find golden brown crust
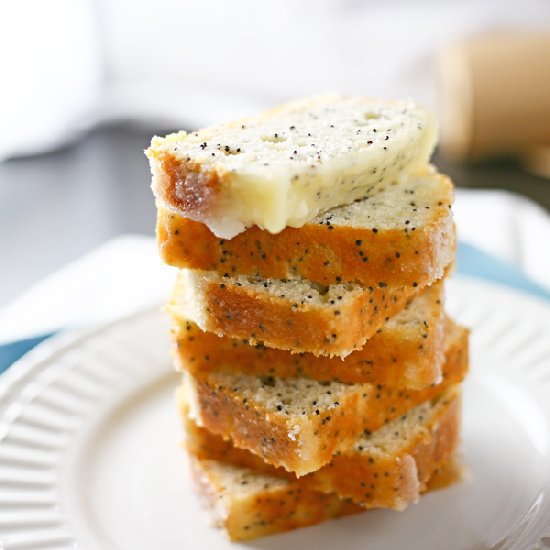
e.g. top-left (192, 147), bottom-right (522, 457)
top-left (306, 389), bottom-right (461, 506)
top-left (191, 458), bottom-right (363, 542)
top-left (225, 484), bottom-right (361, 541)
top-left (173, 275), bottom-right (423, 356)
top-left (192, 375), bottom-right (372, 475)
top-left (413, 393), bottom-right (461, 487)
top-left (304, 451), bottom-right (419, 510)
top-left (440, 323), bottom-right (469, 385)
top-left (150, 153), bottom-right (225, 222)
top-left (191, 456), bottom-right (461, 541)
top-left (183, 388), bottom-right (461, 510)
top-left (182, 400), bottom-right (276, 476)
top-left (184, 345), bottom-right (468, 475)
top-left (172, 287), bottom-right (459, 390)
top-left (157, 197), bottom-right (455, 286)
top-left (173, 319), bottom-right (442, 388)
top-left (424, 456), bottom-right (464, 491)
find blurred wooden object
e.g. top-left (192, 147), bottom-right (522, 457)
top-left (438, 31), bottom-right (550, 164)
top-left (521, 146), bottom-right (550, 179)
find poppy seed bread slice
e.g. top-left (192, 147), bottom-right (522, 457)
top-left (184, 386), bottom-right (461, 514)
top-left (306, 385), bottom-right (461, 506)
top-left (180, 343), bottom-right (468, 476)
top-left (172, 283), bottom-right (464, 390)
top-left (190, 455), bottom-right (460, 541)
top-left (182, 372), bottom-right (371, 476)
top-left (191, 458), bottom-right (362, 541)
top-left (157, 172), bottom-right (454, 287)
top-left (147, 95), bottom-right (437, 239)
top-left (168, 268), bottom-right (449, 356)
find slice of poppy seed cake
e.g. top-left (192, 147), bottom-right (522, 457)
top-left (157, 171), bottom-right (454, 287)
top-left (147, 95), bottom-right (437, 239)
top-left (167, 266), bottom-right (454, 357)
top-left (190, 458), bottom-right (362, 541)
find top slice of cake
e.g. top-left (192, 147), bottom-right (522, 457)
top-left (146, 95), bottom-right (437, 238)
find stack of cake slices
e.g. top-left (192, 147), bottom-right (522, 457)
top-left (146, 95), bottom-right (469, 542)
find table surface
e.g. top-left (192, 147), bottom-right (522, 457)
top-left (1, 123), bottom-right (549, 307)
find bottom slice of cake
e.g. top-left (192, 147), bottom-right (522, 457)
top-left (191, 458), bottom-right (362, 541)
top-left (191, 453), bottom-right (462, 542)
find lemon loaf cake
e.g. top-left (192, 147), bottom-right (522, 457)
top-left (168, 267), bottom-right (454, 356)
top-left (147, 95), bottom-right (437, 239)
top-left (157, 172), bottom-right (454, 287)
top-left (191, 458), bottom-right (362, 541)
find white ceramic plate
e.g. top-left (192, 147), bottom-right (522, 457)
top-left (1, 275), bottom-right (550, 550)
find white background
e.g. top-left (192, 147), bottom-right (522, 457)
top-left (1, 0), bottom-right (550, 157)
